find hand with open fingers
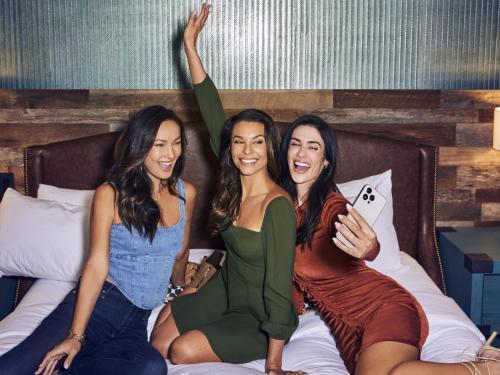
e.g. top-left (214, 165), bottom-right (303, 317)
top-left (184, 261), bottom-right (199, 284)
top-left (267, 368), bottom-right (307, 375)
top-left (35, 337), bottom-right (81, 375)
top-left (183, 3), bottom-right (211, 51)
top-left (332, 204), bottom-right (379, 260)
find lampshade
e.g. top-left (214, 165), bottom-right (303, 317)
top-left (495, 107), bottom-right (500, 151)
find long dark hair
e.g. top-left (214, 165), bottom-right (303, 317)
top-left (108, 105), bottom-right (186, 242)
top-left (280, 115), bottom-right (339, 249)
top-left (211, 109), bottom-right (281, 234)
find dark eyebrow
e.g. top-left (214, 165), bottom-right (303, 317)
top-left (232, 135), bottom-right (265, 140)
top-left (290, 137), bottom-right (321, 147)
top-left (307, 141), bottom-right (321, 147)
top-left (154, 137), bottom-right (181, 142)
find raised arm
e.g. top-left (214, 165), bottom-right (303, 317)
top-left (36, 184), bottom-right (114, 374)
top-left (183, 4), bottom-right (226, 155)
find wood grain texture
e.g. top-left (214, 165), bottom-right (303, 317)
top-left (0, 90), bottom-right (89, 109)
top-left (441, 91), bottom-right (500, 109)
top-left (90, 90), bottom-right (197, 110)
top-left (0, 109), bottom-right (130, 124)
top-left (312, 108), bottom-right (477, 124)
top-left (456, 123), bottom-right (493, 147)
top-left (437, 189), bottom-right (473, 204)
top-left (437, 221), bottom-right (475, 227)
top-left (439, 148), bottom-right (500, 166)
top-left (0, 123), bottom-right (108, 147)
top-left (333, 90), bottom-right (441, 109)
top-left (437, 202), bottom-right (482, 221)
top-left (457, 166), bottom-right (500, 189)
top-left (0, 148), bottom-right (23, 167)
top-left (476, 189), bottom-right (500, 203)
top-left (437, 166), bottom-right (457, 190)
top-left (482, 203), bottom-right (500, 221)
top-left (329, 123), bottom-right (455, 146)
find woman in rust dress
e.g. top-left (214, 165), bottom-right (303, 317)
top-left (280, 116), bottom-right (499, 374)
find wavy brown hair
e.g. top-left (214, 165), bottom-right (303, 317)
top-left (210, 109), bottom-right (281, 234)
top-left (108, 105), bottom-right (186, 242)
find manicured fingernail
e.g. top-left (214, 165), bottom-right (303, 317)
top-left (338, 214), bottom-right (345, 220)
top-left (334, 222), bottom-right (341, 229)
top-left (346, 203), bottom-right (352, 210)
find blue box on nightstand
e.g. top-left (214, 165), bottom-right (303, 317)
top-left (439, 227), bottom-right (500, 345)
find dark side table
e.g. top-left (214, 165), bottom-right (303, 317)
top-left (438, 226), bottom-right (500, 345)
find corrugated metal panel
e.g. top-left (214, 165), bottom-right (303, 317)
top-left (0, 0), bottom-right (498, 89)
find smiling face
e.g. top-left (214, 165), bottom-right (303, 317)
top-left (230, 120), bottom-right (268, 176)
top-left (143, 120), bottom-right (182, 181)
top-left (287, 125), bottom-right (329, 189)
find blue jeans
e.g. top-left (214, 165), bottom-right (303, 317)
top-left (0, 282), bottom-right (168, 375)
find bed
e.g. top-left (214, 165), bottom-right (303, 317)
top-left (0, 123), bottom-right (484, 374)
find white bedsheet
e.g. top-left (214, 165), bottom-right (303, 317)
top-left (0, 251), bottom-right (484, 374)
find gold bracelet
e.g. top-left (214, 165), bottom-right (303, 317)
top-left (68, 331), bottom-right (86, 346)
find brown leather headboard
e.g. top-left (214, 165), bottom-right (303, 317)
top-left (17, 123), bottom-right (444, 305)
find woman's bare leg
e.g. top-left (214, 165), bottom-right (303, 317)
top-left (356, 341), bottom-right (499, 375)
top-left (150, 304), bottom-right (180, 358)
top-left (170, 330), bottom-right (221, 364)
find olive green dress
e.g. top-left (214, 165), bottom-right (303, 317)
top-left (171, 76), bottom-right (298, 364)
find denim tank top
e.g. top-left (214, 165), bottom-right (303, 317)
top-left (108, 179), bottom-right (186, 310)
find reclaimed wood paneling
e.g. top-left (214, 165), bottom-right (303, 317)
top-left (313, 108), bottom-right (477, 124)
top-left (90, 90), bottom-right (197, 110)
top-left (482, 204), bottom-right (500, 221)
top-left (437, 166), bottom-right (457, 190)
top-left (476, 189), bottom-right (500, 203)
top-left (439, 148), bottom-right (500, 166)
top-left (0, 123), bottom-right (109, 148)
top-left (333, 91), bottom-right (441, 109)
top-left (436, 221), bottom-right (475, 227)
top-left (437, 202), bottom-right (482, 221)
top-left (457, 167), bottom-right (500, 189)
top-left (441, 91), bottom-right (500, 109)
top-left (456, 123), bottom-right (493, 147)
top-left (478, 109), bottom-right (495, 123)
top-left (0, 90), bottom-right (89, 109)
top-left (0, 89), bottom-right (499, 224)
top-left (329, 123), bottom-right (456, 146)
top-left (0, 147), bottom-right (23, 167)
top-left (0, 109), bottom-right (130, 124)
top-left (437, 189), bottom-right (473, 204)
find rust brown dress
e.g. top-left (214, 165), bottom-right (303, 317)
top-left (292, 192), bottom-right (429, 374)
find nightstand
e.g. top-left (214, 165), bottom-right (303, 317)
top-left (439, 226), bottom-right (500, 345)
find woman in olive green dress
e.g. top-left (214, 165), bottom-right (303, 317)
top-left (151, 5), bottom-right (303, 375)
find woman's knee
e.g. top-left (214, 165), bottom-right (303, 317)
top-left (170, 336), bottom-right (197, 365)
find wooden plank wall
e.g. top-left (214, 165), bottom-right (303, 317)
top-left (1, 89), bottom-right (499, 227)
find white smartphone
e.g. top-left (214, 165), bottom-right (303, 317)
top-left (335, 184), bottom-right (386, 248)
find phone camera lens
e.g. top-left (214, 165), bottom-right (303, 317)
top-left (367, 187), bottom-right (372, 194)
top-left (363, 194), bottom-right (368, 200)
top-left (369, 195), bottom-right (375, 201)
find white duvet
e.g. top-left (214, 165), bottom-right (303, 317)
top-left (0, 251), bottom-right (484, 374)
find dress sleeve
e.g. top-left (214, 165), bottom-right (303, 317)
top-left (193, 75), bottom-right (227, 155)
top-left (260, 197), bottom-right (299, 340)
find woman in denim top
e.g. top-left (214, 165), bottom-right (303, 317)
top-left (0, 106), bottom-right (197, 375)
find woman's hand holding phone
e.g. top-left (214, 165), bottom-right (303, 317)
top-left (332, 204), bottom-right (380, 260)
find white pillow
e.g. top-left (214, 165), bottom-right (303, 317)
top-left (38, 184), bottom-right (95, 207)
top-left (337, 170), bottom-right (402, 272)
top-left (0, 188), bottom-right (90, 281)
